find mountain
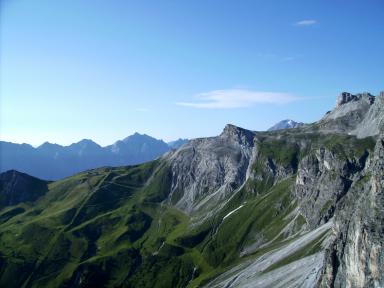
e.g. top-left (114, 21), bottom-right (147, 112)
top-left (0, 133), bottom-right (177, 180)
top-left (268, 119), bottom-right (305, 131)
top-left (0, 170), bottom-right (49, 208)
top-left (167, 138), bottom-right (189, 149)
top-left (0, 91), bottom-right (383, 287)
top-left (106, 133), bottom-right (170, 165)
top-left (315, 91), bottom-right (384, 137)
top-left (67, 139), bottom-right (104, 155)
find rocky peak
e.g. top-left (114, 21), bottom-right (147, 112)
top-left (38, 142), bottom-right (63, 150)
top-left (220, 124), bottom-right (255, 146)
top-left (71, 139), bottom-right (101, 149)
top-left (166, 124), bottom-right (256, 215)
top-left (123, 132), bottom-right (149, 142)
top-left (77, 139), bottom-right (98, 145)
top-left (316, 91), bottom-right (382, 136)
top-left (336, 91), bottom-right (375, 107)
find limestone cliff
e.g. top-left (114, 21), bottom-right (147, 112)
top-left (320, 135), bottom-right (384, 287)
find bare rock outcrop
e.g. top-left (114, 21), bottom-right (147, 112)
top-left (352, 92), bottom-right (384, 138)
top-left (336, 92), bottom-right (375, 107)
top-left (166, 124), bottom-right (256, 214)
top-left (320, 135), bottom-right (384, 287)
top-left (315, 91), bottom-right (384, 138)
top-left (294, 147), bottom-right (361, 228)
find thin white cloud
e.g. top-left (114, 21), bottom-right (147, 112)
top-left (295, 19), bottom-right (317, 26)
top-left (257, 53), bottom-right (296, 62)
top-left (177, 89), bottom-right (299, 109)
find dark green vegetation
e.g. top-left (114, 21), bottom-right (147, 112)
top-left (0, 132), bottom-right (376, 287)
top-left (0, 170), bottom-right (49, 208)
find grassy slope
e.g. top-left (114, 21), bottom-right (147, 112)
top-left (0, 133), bottom-right (376, 287)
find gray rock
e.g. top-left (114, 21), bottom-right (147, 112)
top-left (205, 222), bottom-right (333, 288)
top-left (314, 91), bottom-right (383, 138)
top-left (294, 141), bottom-right (371, 228)
top-left (336, 92), bottom-right (375, 107)
top-left (319, 135), bottom-right (384, 287)
top-left (165, 124), bottom-right (256, 215)
top-left (352, 92), bottom-right (384, 138)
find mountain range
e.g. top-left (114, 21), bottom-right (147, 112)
top-left (0, 134), bottom-right (188, 180)
top-left (1, 120), bottom-right (306, 181)
top-left (0, 91), bottom-right (383, 287)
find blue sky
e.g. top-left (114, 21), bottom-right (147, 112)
top-left (1, 0), bottom-right (383, 146)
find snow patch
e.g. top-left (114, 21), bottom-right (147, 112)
top-left (223, 204), bottom-right (245, 220)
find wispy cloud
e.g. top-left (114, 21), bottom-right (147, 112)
top-left (295, 19), bottom-right (317, 26)
top-left (177, 89), bottom-right (299, 109)
top-left (257, 53), bottom-right (296, 62)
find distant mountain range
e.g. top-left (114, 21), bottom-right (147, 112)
top-left (268, 119), bottom-right (305, 131)
top-left (2, 114), bottom-right (368, 181)
top-left (0, 133), bottom-right (188, 180)
top-left (0, 118), bottom-right (332, 181)
top-left (167, 138), bottom-right (189, 149)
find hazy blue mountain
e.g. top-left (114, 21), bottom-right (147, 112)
top-left (67, 139), bottom-right (103, 155)
top-left (0, 133), bottom-right (175, 180)
top-left (268, 119), bottom-right (305, 131)
top-left (167, 138), bottom-right (188, 149)
top-left (36, 142), bottom-right (64, 155)
top-left (106, 133), bottom-right (170, 165)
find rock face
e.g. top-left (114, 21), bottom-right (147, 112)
top-left (166, 124), bottom-right (255, 214)
top-left (336, 92), bottom-right (375, 107)
top-left (320, 135), bottom-right (384, 287)
top-left (294, 140), bottom-right (372, 229)
top-left (316, 91), bottom-right (384, 137)
top-left (352, 92), bottom-right (384, 138)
